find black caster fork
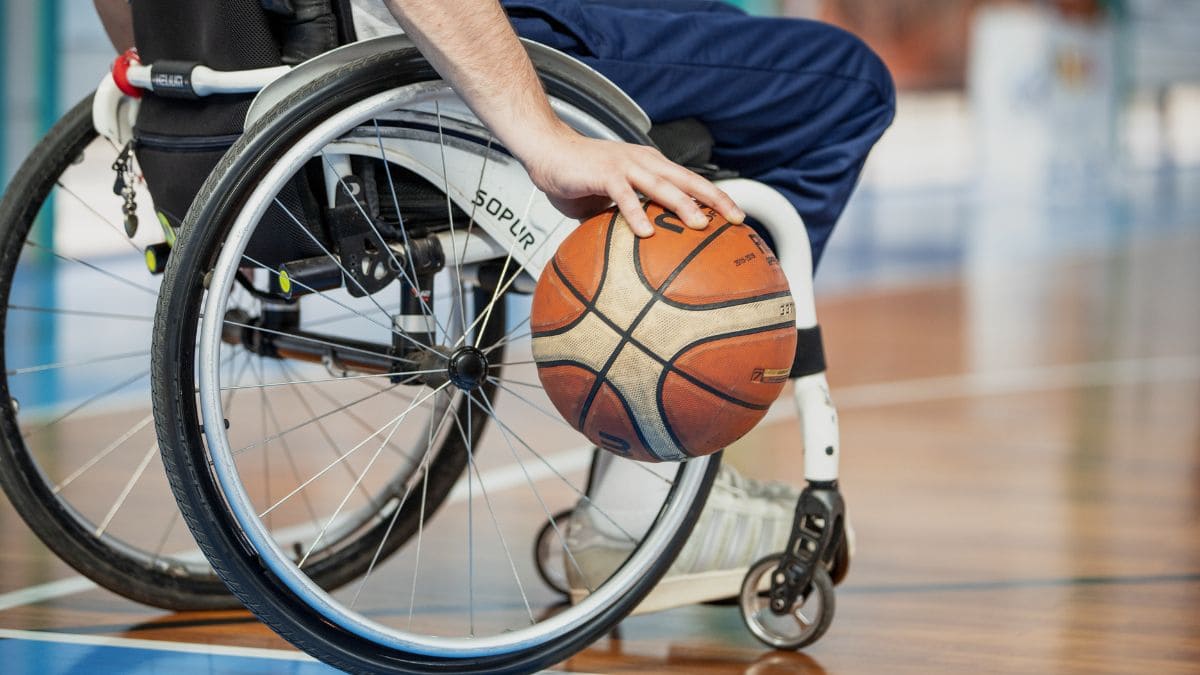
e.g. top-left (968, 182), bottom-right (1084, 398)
top-left (740, 481), bottom-right (846, 650)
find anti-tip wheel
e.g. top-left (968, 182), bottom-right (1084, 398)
top-left (534, 508), bottom-right (576, 596)
top-left (739, 554), bottom-right (836, 650)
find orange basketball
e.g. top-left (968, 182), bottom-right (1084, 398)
top-left (531, 203), bottom-right (797, 462)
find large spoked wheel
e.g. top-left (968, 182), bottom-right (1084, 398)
top-left (0, 95), bottom-right (238, 608)
top-left (153, 47), bottom-right (718, 673)
top-left (0, 94), bottom-right (476, 611)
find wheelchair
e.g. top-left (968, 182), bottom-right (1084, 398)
top-left (0, 25), bottom-right (849, 675)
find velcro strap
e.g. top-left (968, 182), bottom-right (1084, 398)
top-left (789, 325), bottom-right (826, 378)
top-left (149, 61), bottom-right (199, 99)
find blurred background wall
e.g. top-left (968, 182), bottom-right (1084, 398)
top-left (1, 0), bottom-right (1197, 284)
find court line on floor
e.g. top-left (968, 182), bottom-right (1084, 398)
top-left (0, 577), bottom-right (97, 612)
top-left (0, 627), bottom-right (601, 673)
top-left (0, 627), bottom-right (315, 661)
top-left (1, 354), bottom-right (1193, 611)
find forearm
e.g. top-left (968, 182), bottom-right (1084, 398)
top-left (94, 0), bottom-right (135, 53)
top-left (383, 0), bottom-right (567, 164)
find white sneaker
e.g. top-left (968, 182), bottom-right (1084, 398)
top-left (564, 463), bottom-right (799, 614)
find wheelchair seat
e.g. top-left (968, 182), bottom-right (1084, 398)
top-left (649, 117), bottom-right (737, 179)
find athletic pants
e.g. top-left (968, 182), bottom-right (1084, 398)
top-left (503, 0), bottom-right (896, 267)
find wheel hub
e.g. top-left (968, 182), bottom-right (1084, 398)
top-left (446, 346), bottom-right (489, 391)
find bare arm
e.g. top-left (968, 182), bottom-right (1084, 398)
top-left (384, 0), bottom-right (743, 235)
top-left (94, 0), bottom-right (134, 53)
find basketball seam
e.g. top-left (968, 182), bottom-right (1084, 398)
top-left (543, 259), bottom-right (784, 411)
top-left (654, 321), bottom-right (794, 455)
top-left (591, 209), bottom-right (619, 304)
top-left (654, 288), bottom-right (794, 311)
top-left (535, 359), bottom-right (600, 373)
top-left (528, 259), bottom-right (595, 339)
top-left (578, 221), bottom-right (734, 455)
top-left (661, 320), bottom-right (797, 409)
top-left (631, 223), bottom-right (790, 311)
top-left (594, 380), bottom-right (655, 459)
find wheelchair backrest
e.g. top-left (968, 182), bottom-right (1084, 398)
top-left (129, 0), bottom-right (355, 238)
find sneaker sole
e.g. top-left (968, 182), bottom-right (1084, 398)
top-left (569, 567), bottom-right (747, 615)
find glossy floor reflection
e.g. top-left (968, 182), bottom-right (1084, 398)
top-left (0, 205), bottom-right (1197, 671)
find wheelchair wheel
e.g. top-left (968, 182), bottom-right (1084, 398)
top-left (0, 94), bottom-right (234, 608)
top-left (0, 94), bottom-right (474, 611)
top-left (152, 46), bottom-right (719, 673)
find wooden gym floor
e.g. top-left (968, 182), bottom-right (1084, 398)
top-left (0, 223), bottom-right (1196, 673)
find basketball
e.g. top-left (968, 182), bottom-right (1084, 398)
top-left (531, 203), bottom-right (798, 462)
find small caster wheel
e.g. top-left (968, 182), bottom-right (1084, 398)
top-left (740, 554), bottom-right (835, 650)
top-left (534, 508), bottom-right (575, 596)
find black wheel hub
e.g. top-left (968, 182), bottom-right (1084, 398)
top-left (446, 347), bottom-right (489, 391)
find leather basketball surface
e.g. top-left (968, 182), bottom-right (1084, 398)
top-left (531, 203), bottom-right (797, 461)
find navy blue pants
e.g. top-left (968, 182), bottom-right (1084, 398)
top-left (503, 0), bottom-right (895, 267)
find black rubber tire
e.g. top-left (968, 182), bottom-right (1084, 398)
top-left (0, 94), bottom-right (488, 611)
top-left (0, 95), bottom-right (236, 609)
top-left (153, 46), bottom-right (719, 673)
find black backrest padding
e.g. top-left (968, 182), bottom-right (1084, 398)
top-left (649, 118), bottom-right (714, 168)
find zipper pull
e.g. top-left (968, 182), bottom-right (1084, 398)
top-left (111, 143), bottom-right (130, 196)
top-left (111, 142), bottom-right (139, 238)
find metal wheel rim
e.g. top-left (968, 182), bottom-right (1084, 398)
top-left (740, 555), bottom-right (826, 649)
top-left (196, 81), bottom-right (712, 657)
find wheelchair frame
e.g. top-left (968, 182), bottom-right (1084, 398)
top-left (92, 34), bottom-right (846, 655)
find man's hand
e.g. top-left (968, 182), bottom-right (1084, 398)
top-left (387, 0), bottom-right (742, 237)
top-left (519, 121), bottom-right (744, 237)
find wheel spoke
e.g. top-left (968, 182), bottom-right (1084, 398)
top-left (469, 390), bottom-right (593, 594)
top-left (221, 317), bottom-right (412, 366)
top-left (7, 349), bottom-right (149, 376)
top-left (482, 323), bottom-right (532, 356)
top-left (459, 133), bottom-right (495, 267)
top-left (22, 367), bottom-right (150, 440)
top-left (333, 129), bottom-right (449, 338)
top-left (269, 197), bottom-right (445, 360)
top-left (258, 358), bottom-right (321, 535)
top-left (232, 381), bottom-right (405, 456)
top-left (487, 377), bottom-right (675, 490)
top-left (450, 394), bottom-right (535, 624)
top-left (407, 388), bottom-right (445, 628)
top-left (23, 240), bottom-right (158, 296)
top-left (280, 360), bottom-right (418, 461)
top-left (52, 413), bottom-right (153, 493)
top-left (295, 383), bottom-right (441, 567)
top-left (240, 253), bottom-right (437, 361)
top-left (304, 303), bottom-right (400, 329)
top-left (258, 383), bottom-right (448, 519)
top-left (7, 304), bottom-right (152, 322)
top-left (53, 180), bottom-right (142, 254)
top-left (349, 388), bottom-right (460, 609)
top-left (472, 390), bottom-right (637, 543)
top-left (452, 214), bottom-right (572, 351)
top-left (220, 369), bottom-right (441, 392)
top-left (94, 441), bottom-right (157, 537)
top-left (280, 361), bottom-right (381, 506)
top-left (434, 102), bottom-right (470, 332)
top-left (152, 508), bottom-right (182, 563)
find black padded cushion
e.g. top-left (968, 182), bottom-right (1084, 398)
top-left (649, 118), bottom-right (714, 168)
